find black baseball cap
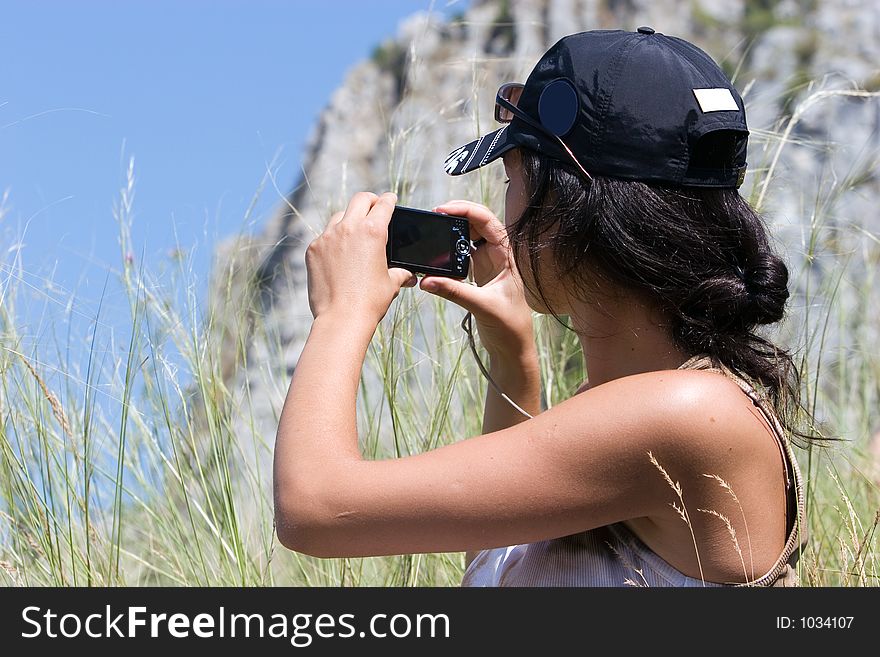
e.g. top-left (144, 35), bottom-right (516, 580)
top-left (443, 27), bottom-right (749, 188)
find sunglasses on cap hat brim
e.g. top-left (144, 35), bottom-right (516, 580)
top-left (442, 81), bottom-right (592, 179)
top-left (495, 83), bottom-right (592, 180)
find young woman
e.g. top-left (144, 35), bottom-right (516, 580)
top-left (273, 28), bottom-right (811, 586)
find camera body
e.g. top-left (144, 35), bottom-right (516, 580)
top-left (386, 205), bottom-right (471, 279)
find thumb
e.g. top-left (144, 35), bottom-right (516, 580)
top-left (390, 268), bottom-right (418, 288)
top-left (419, 275), bottom-right (484, 313)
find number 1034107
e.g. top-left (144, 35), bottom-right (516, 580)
top-left (776, 616), bottom-right (854, 629)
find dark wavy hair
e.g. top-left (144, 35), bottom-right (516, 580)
top-left (507, 149), bottom-right (826, 448)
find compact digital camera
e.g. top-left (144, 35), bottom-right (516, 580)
top-left (386, 205), bottom-right (472, 279)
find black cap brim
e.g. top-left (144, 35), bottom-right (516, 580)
top-left (443, 125), bottom-right (518, 176)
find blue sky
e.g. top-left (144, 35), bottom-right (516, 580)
top-left (0, 0), bottom-right (466, 355)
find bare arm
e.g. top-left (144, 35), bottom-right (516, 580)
top-left (464, 347), bottom-right (542, 569)
top-left (271, 302), bottom-right (731, 559)
top-left (482, 349), bottom-right (542, 434)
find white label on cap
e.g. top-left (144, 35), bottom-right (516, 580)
top-left (693, 88), bottom-right (739, 112)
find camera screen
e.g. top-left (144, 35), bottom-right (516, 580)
top-left (390, 211), bottom-right (453, 270)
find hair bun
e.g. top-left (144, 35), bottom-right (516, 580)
top-left (679, 255), bottom-right (789, 330)
top-left (742, 255), bottom-right (789, 325)
top-left (680, 274), bottom-right (752, 331)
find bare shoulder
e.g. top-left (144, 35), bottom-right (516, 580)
top-left (569, 367), bottom-right (782, 481)
top-left (646, 367), bottom-right (781, 460)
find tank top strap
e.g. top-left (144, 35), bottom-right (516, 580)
top-left (676, 353), bottom-right (808, 587)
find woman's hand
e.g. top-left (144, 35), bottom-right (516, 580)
top-left (420, 200), bottom-right (535, 356)
top-left (305, 192), bottom-right (418, 325)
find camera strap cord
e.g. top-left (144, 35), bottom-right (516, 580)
top-left (460, 310), bottom-right (534, 420)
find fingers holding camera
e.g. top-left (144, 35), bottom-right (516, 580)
top-left (324, 190), bottom-right (394, 228)
top-left (433, 200), bottom-right (513, 286)
top-left (307, 191), bottom-right (419, 323)
top-left (433, 200), bottom-right (507, 246)
top-left (420, 201), bottom-right (534, 352)
top-left (419, 274), bottom-right (482, 311)
top-left (420, 271), bottom-right (535, 357)
top-left (341, 191), bottom-right (380, 223)
top-left (399, 270), bottom-right (419, 288)
top-left (419, 265), bottom-right (524, 313)
top-left (322, 192), bottom-right (377, 233)
top-left (322, 191), bottom-right (396, 240)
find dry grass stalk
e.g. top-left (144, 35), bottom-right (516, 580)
top-left (16, 353), bottom-right (72, 436)
top-left (851, 509), bottom-right (880, 578)
top-left (605, 540), bottom-right (649, 587)
top-left (647, 450), bottom-right (705, 585)
top-left (697, 508), bottom-right (749, 585)
top-left (827, 468), bottom-right (870, 585)
top-left (702, 473), bottom-right (754, 581)
top-left (0, 560), bottom-right (20, 584)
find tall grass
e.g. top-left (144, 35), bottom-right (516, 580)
top-left (1, 55), bottom-right (878, 587)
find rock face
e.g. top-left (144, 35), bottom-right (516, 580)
top-left (209, 0), bottom-right (879, 500)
